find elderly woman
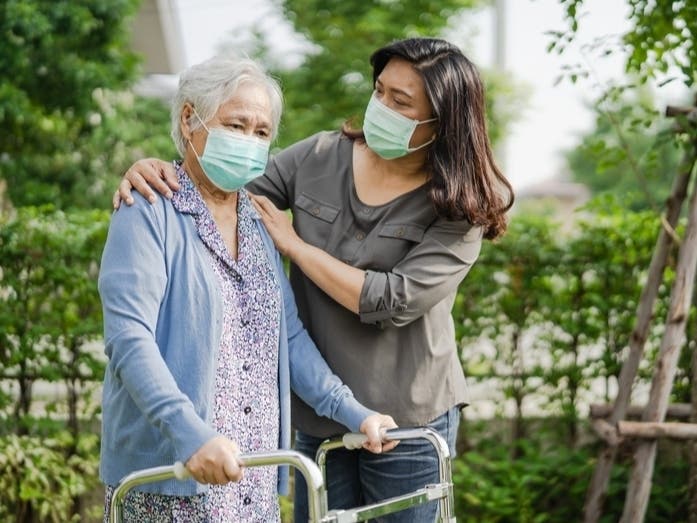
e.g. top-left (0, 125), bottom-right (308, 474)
top-left (98, 55), bottom-right (396, 522)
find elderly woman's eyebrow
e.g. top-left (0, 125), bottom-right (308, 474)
top-left (224, 113), bottom-right (272, 128)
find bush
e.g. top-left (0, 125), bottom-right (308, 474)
top-left (0, 432), bottom-right (101, 522)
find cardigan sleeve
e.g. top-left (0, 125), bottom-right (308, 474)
top-left (275, 249), bottom-right (376, 432)
top-left (98, 195), bottom-right (218, 463)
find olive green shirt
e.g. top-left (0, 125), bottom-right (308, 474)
top-left (248, 131), bottom-right (481, 437)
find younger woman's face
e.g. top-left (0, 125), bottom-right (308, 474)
top-left (374, 57), bottom-right (436, 149)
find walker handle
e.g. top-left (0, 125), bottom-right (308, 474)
top-left (342, 432), bottom-right (368, 449)
top-left (342, 428), bottom-right (392, 450)
top-left (173, 461), bottom-right (191, 480)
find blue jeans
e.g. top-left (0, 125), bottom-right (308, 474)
top-left (293, 407), bottom-right (460, 523)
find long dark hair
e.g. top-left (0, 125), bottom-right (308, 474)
top-left (344, 37), bottom-right (514, 239)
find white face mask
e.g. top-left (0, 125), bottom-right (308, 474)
top-left (362, 92), bottom-right (437, 159)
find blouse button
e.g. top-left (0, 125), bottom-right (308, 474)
top-left (355, 232), bottom-right (365, 241)
top-left (243, 496), bottom-right (252, 505)
top-left (242, 362), bottom-right (250, 371)
top-left (244, 406), bottom-right (252, 414)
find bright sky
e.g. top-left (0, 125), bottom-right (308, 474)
top-left (171, 0), bottom-right (672, 191)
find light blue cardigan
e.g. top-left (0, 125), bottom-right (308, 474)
top-left (98, 190), bottom-right (374, 495)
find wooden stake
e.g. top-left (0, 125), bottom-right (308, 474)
top-left (621, 144), bottom-right (697, 522)
top-left (583, 127), bottom-right (697, 522)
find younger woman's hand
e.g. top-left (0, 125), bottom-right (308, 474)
top-left (360, 414), bottom-right (399, 454)
top-left (250, 194), bottom-right (303, 258)
top-left (113, 158), bottom-right (179, 209)
top-left (185, 436), bottom-right (244, 484)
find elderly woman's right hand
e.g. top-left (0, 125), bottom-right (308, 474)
top-left (185, 435), bottom-right (244, 484)
top-left (113, 158), bottom-right (179, 209)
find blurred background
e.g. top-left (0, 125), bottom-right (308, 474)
top-left (1, 0), bottom-right (695, 521)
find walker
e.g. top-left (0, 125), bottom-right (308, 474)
top-left (109, 427), bottom-right (456, 522)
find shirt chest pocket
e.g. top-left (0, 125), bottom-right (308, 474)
top-left (293, 192), bottom-right (341, 250)
top-left (369, 223), bottom-right (426, 270)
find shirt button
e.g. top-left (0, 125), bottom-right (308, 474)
top-left (312, 207), bottom-right (321, 216)
top-left (244, 406), bottom-right (252, 414)
top-left (355, 232), bottom-right (365, 241)
top-left (242, 362), bottom-right (250, 371)
top-left (396, 228), bottom-right (405, 237)
top-left (243, 496), bottom-right (252, 505)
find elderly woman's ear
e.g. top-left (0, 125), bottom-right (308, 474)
top-left (180, 103), bottom-right (195, 142)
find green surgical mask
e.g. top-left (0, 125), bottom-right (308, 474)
top-left (189, 109), bottom-right (270, 192)
top-left (363, 92), bottom-right (437, 160)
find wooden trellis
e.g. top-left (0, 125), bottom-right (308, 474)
top-left (583, 100), bottom-right (697, 523)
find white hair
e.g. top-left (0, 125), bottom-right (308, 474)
top-left (170, 55), bottom-right (283, 156)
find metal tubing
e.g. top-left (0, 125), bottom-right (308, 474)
top-left (316, 427), bottom-right (456, 523)
top-left (109, 450), bottom-right (327, 523)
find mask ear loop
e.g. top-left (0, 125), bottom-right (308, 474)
top-left (407, 117), bottom-right (438, 152)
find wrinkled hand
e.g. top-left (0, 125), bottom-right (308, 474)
top-left (360, 414), bottom-right (399, 454)
top-left (250, 194), bottom-right (304, 258)
top-left (113, 158), bottom-right (179, 209)
top-left (185, 436), bottom-right (244, 484)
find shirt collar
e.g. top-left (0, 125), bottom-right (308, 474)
top-left (170, 160), bottom-right (260, 221)
top-left (171, 161), bottom-right (206, 216)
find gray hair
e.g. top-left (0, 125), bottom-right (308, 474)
top-left (170, 55), bottom-right (283, 156)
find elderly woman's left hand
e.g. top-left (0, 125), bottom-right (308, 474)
top-left (250, 194), bottom-right (304, 258)
top-left (359, 414), bottom-right (399, 454)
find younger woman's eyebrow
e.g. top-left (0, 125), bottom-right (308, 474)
top-left (375, 78), bottom-right (414, 99)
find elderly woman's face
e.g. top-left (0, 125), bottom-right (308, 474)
top-left (189, 82), bottom-right (274, 155)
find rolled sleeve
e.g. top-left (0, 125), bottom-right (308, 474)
top-left (359, 218), bottom-right (483, 328)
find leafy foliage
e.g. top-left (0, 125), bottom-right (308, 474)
top-left (254, 0), bottom-right (520, 149)
top-left (0, 206), bottom-right (108, 420)
top-left (0, 432), bottom-right (101, 523)
top-left (457, 199), bottom-right (673, 443)
top-left (0, 206), bottom-right (108, 520)
top-left (554, 0), bottom-right (697, 88)
top-left (550, 0), bottom-right (695, 207)
top-left (452, 420), bottom-right (689, 522)
top-left (564, 91), bottom-right (684, 210)
top-left (0, 0), bottom-right (175, 209)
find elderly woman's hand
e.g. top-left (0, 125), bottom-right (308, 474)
top-left (185, 436), bottom-right (244, 484)
top-left (359, 414), bottom-right (399, 454)
top-left (113, 158), bottom-right (179, 209)
top-left (250, 194), bottom-right (304, 258)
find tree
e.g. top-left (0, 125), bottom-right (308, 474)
top-left (553, 0), bottom-right (696, 209)
top-left (552, 2), bottom-right (697, 520)
top-left (235, 0), bottom-right (522, 149)
top-left (0, 0), bottom-right (175, 209)
top-left (0, 206), bottom-right (109, 521)
top-left (564, 91), bottom-right (683, 211)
